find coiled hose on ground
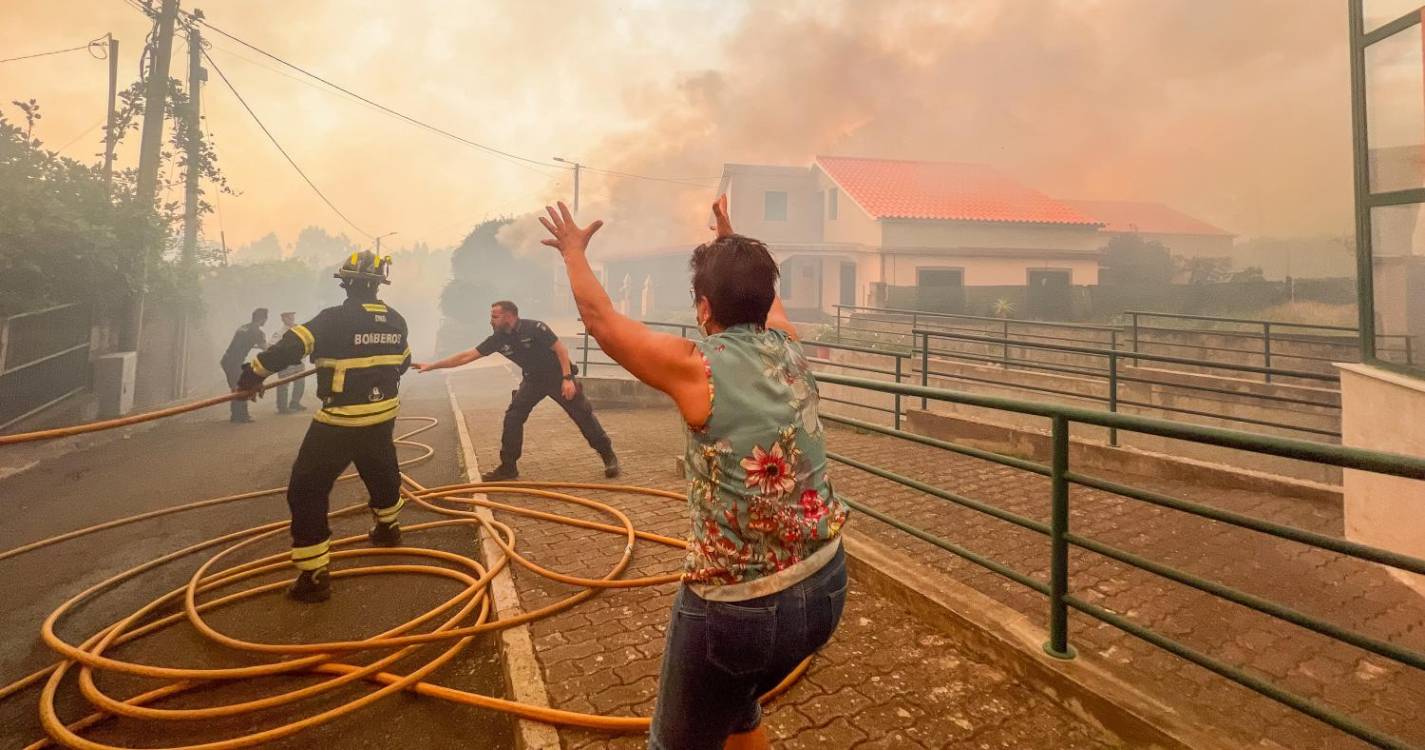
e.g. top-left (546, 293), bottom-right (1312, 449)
top-left (0, 372), bottom-right (809, 749)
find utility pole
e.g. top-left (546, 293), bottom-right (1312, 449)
top-left (176, 17), bottom-right (204, 399)
top-left (181, 20), bottom-right (204, 272)
top-left (553, 156), bottom-right (580, 214)
top-left (102, 34), bottom-right (119, 193)
top-left (121, 0), bottom-right (178, 352)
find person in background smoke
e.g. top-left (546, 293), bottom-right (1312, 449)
top-left (219, 308), bottom-right (267, 424)
top-left (271, 311), bottom-right (307, 414)
top-left (539, 195), bottom-right (849, 750)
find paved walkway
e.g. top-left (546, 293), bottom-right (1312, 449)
top-left (451, 370), bottom-right (1116, 749)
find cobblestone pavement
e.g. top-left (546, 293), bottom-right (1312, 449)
top-left (822, 417), bottom-right (1425, 750)
top-left (452, 373), bottom-right (1117, 749)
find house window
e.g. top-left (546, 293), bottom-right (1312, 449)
top-left (827, 188), bottom-right (838, 220)
top-left (764, 191), bottom-right (788, 221)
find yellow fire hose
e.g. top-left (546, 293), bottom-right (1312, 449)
top-left (0, 372), bottom-right (811, 749)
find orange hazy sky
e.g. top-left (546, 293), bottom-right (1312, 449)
top-left (3, 1), bottom-right (1419, 252)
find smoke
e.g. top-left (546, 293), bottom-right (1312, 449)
top-left (577, 0), bottom-right (1358, 248)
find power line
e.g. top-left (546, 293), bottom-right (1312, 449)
top-left (195, 17), bottom-right (561, 176)
top-left (581, 165), bottom-right (720, 187)
top-left (202, 50), bottom-right (371, 239)
top-left (187, 14), bottom-right (716, 186)
top-left (1, 36), bottom-right (108, 64)
top-left (54, 118), bottom-right (106, 155)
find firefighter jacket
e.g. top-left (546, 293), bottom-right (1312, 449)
top-left (245, 298), bottom-right (410, 427)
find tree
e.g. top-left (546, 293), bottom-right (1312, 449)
top-left (231, 232), bottom-right (283, 264)
top-left (1177, 256), bottom-right (1230, 285)
top-left (435, 218), bottom-right (556, 355)
top-left (292, 225), bottom-right (356, 265)
top-left (1099, 234), bottom-right (1174, 286)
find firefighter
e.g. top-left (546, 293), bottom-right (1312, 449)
top-left (236, 250), bottom-right (411, 603)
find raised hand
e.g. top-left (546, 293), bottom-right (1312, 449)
top-left (539, 201), bottom-right (604, 256)
top-left (711, 193), bottom-right (733, 238)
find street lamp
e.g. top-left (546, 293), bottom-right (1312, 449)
top-left (373, 231), bottom-right (398, 254)
top-left (553, 157), bottom-right (580, 214)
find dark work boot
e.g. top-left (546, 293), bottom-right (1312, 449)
top-left (481, 463), bottom-right (519, 482)
top-left (286, 567), bottom-right (331, 603)
top-left (368, 520), bottom-right (402, 547)
top-left (600, 450), bottom-right (621, 479)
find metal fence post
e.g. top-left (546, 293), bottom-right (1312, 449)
top-left (835, 305), bottom-right (843, 341)
top-left (1130, 312), bottom-right (1140, 367)
top-left (1407, 336), bottom-right (1415, 367)
top-left (1002, 318), bottom-right (1010, 368)
top-left (1263, 322), bottom-right (1273, 383)
top-left (1110, 328), bottom-right (1118, 354)
top-left (894, 355), bottom-right (903, 431)
top-left (920, 331), bottom-right (929, 410)
top-left (1108, 352), bottom-right (1119, 448)
top-left (1045, 415), bottom-right (1076, 660)
top-left (581, 330), bottom-right (590, 373)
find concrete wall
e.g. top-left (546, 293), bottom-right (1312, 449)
top-left (881, 253), bottom-right (1100, 287)
top-left (1339, 364), bottom-right (1425, 599)
top-left (812, 167), bottom-right (882, 246)
top-left (724, 165), bottom-right (822, 245)
top-left (882, 219), bottom-right (1104, 254)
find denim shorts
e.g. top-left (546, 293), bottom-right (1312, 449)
top-left (648, 544), bottom-right (848, 750)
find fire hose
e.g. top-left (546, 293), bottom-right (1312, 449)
top-left (0, 371), bottom-right (809, 749)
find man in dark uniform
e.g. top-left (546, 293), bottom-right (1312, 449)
top-left (414, 300), bottom-right (618, 481)
top-left (236, 251), bottom-right (410, 602)
top-left (220, 308), bottom-right (267, 423)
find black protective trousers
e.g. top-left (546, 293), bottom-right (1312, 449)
top-left (287, 418), bottom-right (401, 548)
top-left (499, 378), bottom-right (612, 467)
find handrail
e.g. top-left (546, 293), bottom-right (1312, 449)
top-left (915, 328), bottom-right (1339, 383)
top-left (836, 304), bottom-right (1121, 333)
top-left (811, 370), bottom-right (1425, 748)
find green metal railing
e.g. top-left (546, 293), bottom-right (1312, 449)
top-left (833, 304), bottom-right (1121, 352)
top-left (578, 320), bottom-right (700, 374)
top-left (578, 318), bottom-right (1425, 746)
top-left (1124, 310), bottom-right (1414, 381)
top-left (914, 329), bottom-right (1341, 444)
top-left (815, 372), bottom-right (1425, 750)
top-left (1349, 1), bottom-right (1425, 375)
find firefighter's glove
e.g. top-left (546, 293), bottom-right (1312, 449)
top-left (236, 365), bottom-right (267, 400)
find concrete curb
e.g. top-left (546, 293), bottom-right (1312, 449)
top-left (445, 377), bottom-right (561, 750)
top-left (842, 531), bottom-right (1239, 750)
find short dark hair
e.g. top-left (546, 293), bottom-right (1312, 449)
top-left (252, 307), bottom-right (268, 321)
top-left (690, 234), bottom-right (779, 328)
top-left (491, 300), bottom-right (518, 316)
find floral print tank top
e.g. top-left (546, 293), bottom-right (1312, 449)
top-left (683, 324), bottom-right (849, 585)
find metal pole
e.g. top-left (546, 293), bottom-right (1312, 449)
top-left (573, 162), bottom-right (580, 215)
top-left (581, 330), bottom-right (590, 373)
top-left (1003, 318), bottom-right (1010, 368)
top-left (1045, 415), bottom-right (1076, 660)
top-left (1406, 336), bottom-right (1414, 367)
top-left (1131, 312), bottom-right (1139, 366)
top-left (836, 305), bottom-right (842, 341)
top-left (102, 35), bottom-right (119, 192)
top-left (1348, 0), bottom-right (1377, 363)
top-left (1263, 322), bottom-right (1273, 384)
top-left (920, 332), bottom-right (929, 410)
top-left (894, 355), bottom-right (903, 431)
top-left (1108, 352), bottom-right (1119, 447)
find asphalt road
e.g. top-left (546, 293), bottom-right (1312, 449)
top-left (0, 372), bottom-right (518, 750)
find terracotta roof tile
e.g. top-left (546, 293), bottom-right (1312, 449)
top-left (1057, 199), bottom-right (1233, 237)
top-left (815, 156), bottom-right (1101, 226)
